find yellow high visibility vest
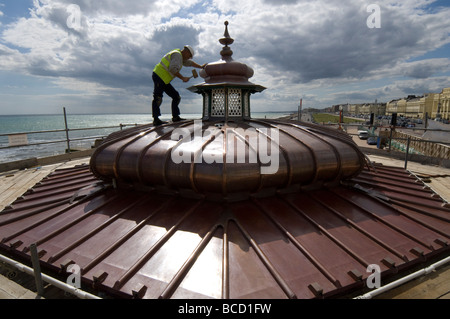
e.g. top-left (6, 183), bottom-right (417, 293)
top-left (153, 49), bottom-right (182, 84)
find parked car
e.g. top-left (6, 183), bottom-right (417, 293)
top-left (367, 137), bottom-right (378, 145)
top-left (358, 130), bottom-right (369, 140)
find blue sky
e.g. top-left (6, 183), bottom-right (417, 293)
top-left (0, 0), bottom-right (449, 115)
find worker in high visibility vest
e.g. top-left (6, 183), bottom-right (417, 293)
top-left (151, 45), bottom-right (205, 126)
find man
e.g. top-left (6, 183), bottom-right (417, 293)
top-left (151, 45), bottom-right (205, 126)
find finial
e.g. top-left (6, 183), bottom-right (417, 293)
top-left (219, 21), bottom-right (234, 61)
top-left (224, 21), bottom-right (230, 39)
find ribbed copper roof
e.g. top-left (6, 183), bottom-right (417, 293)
top-left (0, 162), bottom-right (448, 299)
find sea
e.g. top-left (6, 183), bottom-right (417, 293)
top-left (0, 112), bottom-right (293, 164)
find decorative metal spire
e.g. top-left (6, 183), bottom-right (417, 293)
top-left (219, 21), bottom-right (234, 61)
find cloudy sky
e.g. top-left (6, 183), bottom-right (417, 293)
top-left (0, 0), bottom-right (449, 115)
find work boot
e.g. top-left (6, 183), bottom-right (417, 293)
top-left (153, 118), bottom-right (167, 126)
top-left (172, 116), bottom-right (186, 122)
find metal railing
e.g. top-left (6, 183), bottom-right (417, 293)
top-left (0, 125), bottom-right (136, 150)
top-left (0, 245), bottom-right (101, 299)
top-left (1, 112), bottom-right (449, 169)
top-left (0, 108), bottom-right (144, 158)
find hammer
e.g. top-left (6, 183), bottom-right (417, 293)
top-left (189, 69), bottom-right (199, 79)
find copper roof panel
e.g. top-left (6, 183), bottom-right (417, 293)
top-left (1, 163), bottom-right (449, 299)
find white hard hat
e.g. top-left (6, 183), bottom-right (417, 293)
top-left (184, 45), bottom-right (194, 58)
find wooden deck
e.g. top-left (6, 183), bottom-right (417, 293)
top-left (0, 263), bottom-right (80, 299)
top-left (0, 155), bottom-right (449, 299)
top-left (0, 271), bottom-right (40, 299)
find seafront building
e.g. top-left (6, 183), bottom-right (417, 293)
top-left (385, 87), bottom-right (450, 120)
top-left (335, 87), bottom-right (450, 120)
top-left (341, 102), bottom-right (386, 117)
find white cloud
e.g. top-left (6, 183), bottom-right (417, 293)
top-left (0, 0), bottom-right (449, 114)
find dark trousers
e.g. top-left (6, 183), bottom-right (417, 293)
top-left (152, 72), bottom-right (181, 119)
